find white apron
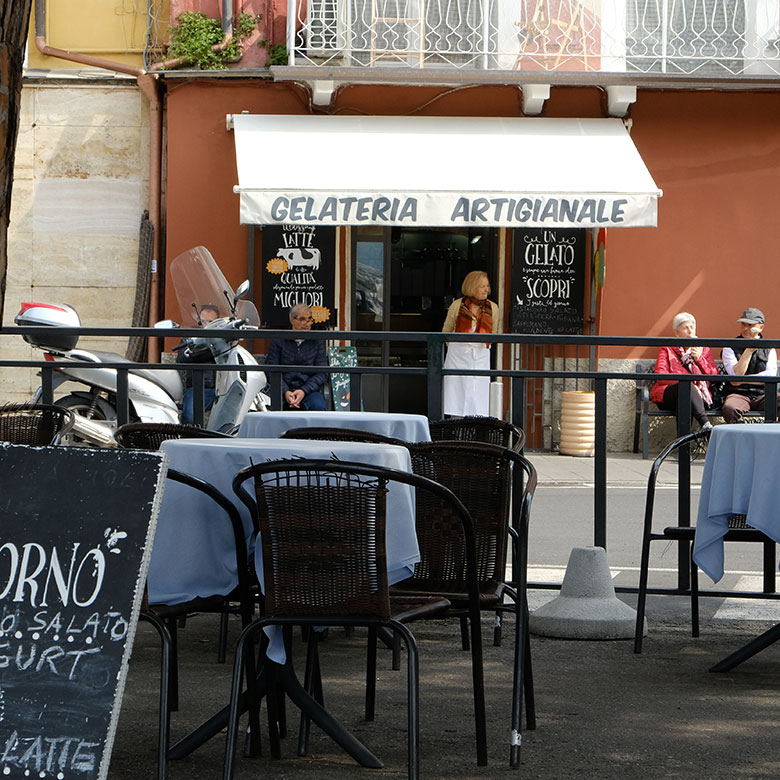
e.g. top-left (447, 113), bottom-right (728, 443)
top-left (442, 341), bottom-right (491, 416)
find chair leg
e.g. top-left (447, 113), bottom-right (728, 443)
top-left (218, 612), bottom-right (230, 663)
top-left (763, 539), bottom-right (776, 593)
top-left (642, 409), bottom-right (650, 460)
top-left (392, 622), bottom-right (420, 780)
top-left (459, 615), bottom-right (470, 651)
top-left (298, 631), bottom-right (321, 754)
top-left (634, 537), bottom-right (653, 653)
top-left (140, 612), bottom-right (170, 780)
top-left (690, 550), bottom-right (700, 638)
top-left (365, 626), bottom-right (378, 721)
top-left (523, 605), bottom-right (536, 731)
top-left (165, 616), bottom-right (179, 712)
top-left (466, 610), bottom-right (488, 766)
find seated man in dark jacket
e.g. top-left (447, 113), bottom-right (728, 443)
top-left (266, 303), bottom-right (328, 411)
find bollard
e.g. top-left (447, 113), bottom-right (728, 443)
top-left (529, 546), bottom-right (646, 640)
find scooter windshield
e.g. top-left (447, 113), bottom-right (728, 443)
top-left (169, 246), bottom-right (260, 327)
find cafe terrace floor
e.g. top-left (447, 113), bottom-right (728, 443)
top-left (111, 452), bottom-right (780, 780)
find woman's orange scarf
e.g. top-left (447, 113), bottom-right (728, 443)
top-left (455, 297), bottom-right (493, 335)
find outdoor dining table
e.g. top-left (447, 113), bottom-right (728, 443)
top-left (151, 436), bottom-right (421, 764)
top-left (148, 436), bottom-right (421, 608)
top-left (693, 423), bottom-right (780, 670)
top-left (236, 409), bottom-right (432, 442)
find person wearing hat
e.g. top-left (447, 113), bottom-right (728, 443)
top-left (721, 307), bottom-right (779, 423)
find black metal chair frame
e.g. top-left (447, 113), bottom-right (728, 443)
top-left (114, 421), bottom-right (232, 450)
top-left (634, 427), bottom-right (777, 653)
top-left (139, 467), bottom-right (255, 772)
top-left (399, 439), bottom-right (537, 767)
top-left (0, 402), bottom-right (75, 445)
top-left (227, 459), bottom-right (477, 780)
top-left (428, 415), bottom-right (526, 452)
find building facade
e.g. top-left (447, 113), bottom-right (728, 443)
top-left (7, 1), bottom-right (780, 449)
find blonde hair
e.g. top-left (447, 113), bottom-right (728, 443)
top-left (672, 312), bottom-right (696, 333)
top-left (461, 270), bottom-right (489, 298)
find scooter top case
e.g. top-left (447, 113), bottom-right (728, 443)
top-left (15, 302), bottom-right (81, 352)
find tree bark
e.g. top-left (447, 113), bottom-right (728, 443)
top-left (0, 0), bottom-right (33, 324)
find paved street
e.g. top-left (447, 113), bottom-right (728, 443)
top-left (107, 451), bottom-right (780, 779)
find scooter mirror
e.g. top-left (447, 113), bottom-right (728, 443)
top-left (234, 280), bottom-right (250, 302)
top-left (154, 319), bottom-right (180, 330)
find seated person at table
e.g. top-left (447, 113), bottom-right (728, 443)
top-left (266, 304), bottom-right (328, 411)
top-left (177, 303), bottom-right (219, 424)
top-left (721, 307), bottom-right (780, 423)
top-left (650, 312), bottom-right (718, 430)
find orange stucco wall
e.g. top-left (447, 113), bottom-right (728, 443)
top-left (164, 79), bottom-right (780, 352)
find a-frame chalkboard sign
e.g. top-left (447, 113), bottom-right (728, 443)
top-left (0, 444), bottom-right (166, 780)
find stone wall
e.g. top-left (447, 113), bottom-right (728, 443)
top-left (2, 78), bottom-right (148, 404)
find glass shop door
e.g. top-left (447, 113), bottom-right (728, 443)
top-left (352, 226), bottom-right (498, 415)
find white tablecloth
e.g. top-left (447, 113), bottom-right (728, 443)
top-left (693, 424), bottom-right (780, 582)
top-left (237, 410), bottom-right (432, 443)
top-left (147, 437), bottom-right (420, 606)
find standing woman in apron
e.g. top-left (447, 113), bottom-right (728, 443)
top-left (441, 270), bottom-right (500, 416)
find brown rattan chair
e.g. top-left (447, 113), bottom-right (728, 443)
top-left (0, 402), bottom-right (75, 445)
top-left (114, 421), bottom-right (232, 450)
top-left (278, 426), bottom-right (406, 447)
top-left (394, 440), bottom-right (538, 767)
top-left (634, 427), bottom-right (776, 653)
top-left (227, 459), bottom-right (457, 780)
top-left (428, 415), bottom-right (526, 452)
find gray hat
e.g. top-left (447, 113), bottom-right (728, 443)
top-left (737, 307), bottom-right (765, 324)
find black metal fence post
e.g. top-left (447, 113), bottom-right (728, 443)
top-left (427, 334), bottom-right (444, 420)
top-left (676, 380), bottom-right (692, 590)
top-left (594, 377), bottom-right (607, 549)
top-left (116, 369), bottom-right (130, 427)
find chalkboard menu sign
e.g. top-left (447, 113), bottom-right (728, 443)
top-left (261, 225), bottom-right (336, 329)
top-left (0, 445), bottom-right (166, 780)
top-left (511, 228), bottom-right (585, 334)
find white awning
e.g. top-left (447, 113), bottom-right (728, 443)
top-left (229, 114), bottom-right (662, 229)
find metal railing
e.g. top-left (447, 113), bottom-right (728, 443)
top-left (4, 324), bottom-right (780, 552)
top-left (288, 0), bottom-right (780, 77)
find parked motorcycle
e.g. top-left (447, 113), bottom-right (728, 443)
top-left (15, 246), bottom-right (268, 445)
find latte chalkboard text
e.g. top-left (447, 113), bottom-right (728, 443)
top-left (0, 445), bottom-right (166, 780)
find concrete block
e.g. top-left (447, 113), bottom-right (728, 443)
top-left (529, 546), bottom-right (646, 640)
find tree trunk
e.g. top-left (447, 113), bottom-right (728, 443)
top-left (0, 0), bottom-right (33, 324)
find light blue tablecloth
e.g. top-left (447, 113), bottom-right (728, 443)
top-left (237, 410), bottom-right (432, 443)
top-left (147, 437), bottom-right (420, 606)
top-left (693, 424), bottom-right (780, 582)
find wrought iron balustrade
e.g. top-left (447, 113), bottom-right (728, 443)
top-left (288, 0), bottom-right (780, 77)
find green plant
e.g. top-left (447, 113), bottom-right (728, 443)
top-left (267, 43), bottom-right (288, 66)
top-left (166, 11), bottom-right (257, 70)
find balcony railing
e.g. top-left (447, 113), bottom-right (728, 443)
top-left (288, 0), bottom-right (780, 77)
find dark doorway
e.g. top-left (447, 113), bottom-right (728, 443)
top-left (353, 226), bottom-right (499, 414)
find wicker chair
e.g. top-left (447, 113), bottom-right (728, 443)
top-left (395, 440), bottom-right (538, 767)
top-left (277, 426), bottom-right (406, 447)
top-left (634, 427), bottom-right (776, 653)
top-left (0, 402), bottom-right (75, 445)
top-left (428, 415), bottom-right (526, 452)
top-left (114, 421), bottom-right (232, 450)
top-left (228, 460), bottom-right (457, 780)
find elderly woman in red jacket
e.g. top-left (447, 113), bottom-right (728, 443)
top-left (650, 312), bottom-right (719, 429)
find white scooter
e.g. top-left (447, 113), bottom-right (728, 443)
top-left (15, 246), bottom-right (268, 445)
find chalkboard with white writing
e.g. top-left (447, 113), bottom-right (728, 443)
top-left (511, 228), bottom-right (586, 334)
top-left (0, 445), bottom-right (166, 780)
